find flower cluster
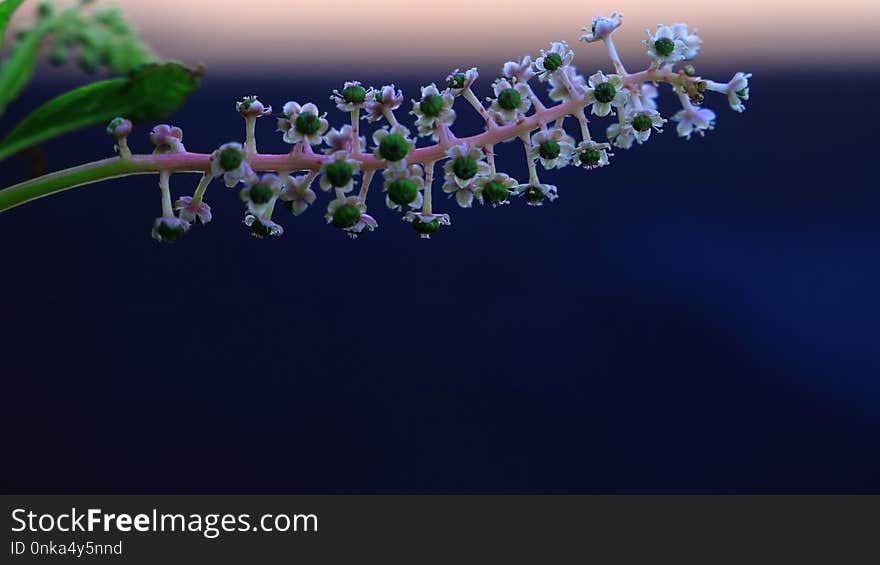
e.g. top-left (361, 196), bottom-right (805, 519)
top-left (89, 14), bottom-right (749, 242)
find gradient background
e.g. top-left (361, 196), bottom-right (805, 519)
top-left (1, 0), bottom-right (879, 492)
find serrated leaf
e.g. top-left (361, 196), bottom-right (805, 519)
top-left (0, 0), bottom-right (25, 50)
top-left (0, 62), bottom-right (201, 162)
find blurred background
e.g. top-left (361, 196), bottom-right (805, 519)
top-left (1, 0), bottom-right (879, 492)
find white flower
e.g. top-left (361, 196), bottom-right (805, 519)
top-left (239, 173), bottom-right (282, 215)
top-left (279, 174), bottom-right (317, 216)
top-left (606, 122), bottom-right (636, 149)
top-left (535, 41), bottom-right (574, 82)
top-left (383, 164), bottom-right (425, 211)
top-left (673, 106), bottom-right (715, 139)
top-left (580, 12), bottom-right (623, 42)
top-left (584, 71), bottom-right (628, 117)
top-left (573, 140), bottom-right (612, 169)
top-left (319, 151), bottom-right (361, 193)
top-left (210, 142), bottom-right (254, 187)
top-left (640, 83), bottom-right (659, 111)
top-left (445, 67), bottom-right (479, 95)
top-left (402, 211), bottom-right (451, 239)
top-left (325, 196), bottom-right (377, 238)
top-left (236, 95), bottom-right (272, 118)
top-left (529, 128), bottom-right (575, 169)
top-left (644, 25), bottom-right (688, 66)
top-left (474, 173), bottom-right (518, 207)
top-left (151, 216), bottom-right (190, 242)
top-left (330, 81), bottom-right (373, 112)
top-left (372, 124), bottom-right (414, 171)
top-left (323, 125), bottom-right (366, 154)
top-left (548, 68), bottom-right (587, 102)
top-left (513, 183), bottom-right (558, 206)
top-left (149, 124), bottom-right (185, 153)
top-left (628, 109), bottom-right (665, 143)
top-left (442, 176), bottom-right (479, 208)
top-left (280, 101), bottom-right (329, 145)
top-left (502, 56), bottom-right (534, 83)
top-left (411, 83), bottom-right (455, 138)
top-left (244, 214), bottom-right (283, 238)
top-left (670, 23), bottom-right (701, 61)
top-left (727, 72), bottom-right (751, 112)
top-left (364, 84), bottom-right (404, 123)
top-left (443, 144), bottom-right (491, 189)
top-left (488, 78), bottom-right (531, 124)
top-left (173, 196), bottom-right (212, 225)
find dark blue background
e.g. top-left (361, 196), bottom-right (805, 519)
top-left (2, 68), bottom-right (878, 492)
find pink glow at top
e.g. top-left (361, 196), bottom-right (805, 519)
top-left (11, 0), bottom-right (880, 70)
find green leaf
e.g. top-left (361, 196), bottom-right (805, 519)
top-left (0, 0), bottom-right (25, 50)
top-left (0, 62), bottom-right (201, 162)
top-left (0, 16), bottom-right (52, 115)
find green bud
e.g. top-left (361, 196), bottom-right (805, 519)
top-left (452, 157), bottom-right (478, 180)
top-left (342, 85), bottom-right (366, 104)
top-left (387, 178), bottom-right (419, 206)
top-left (579, 149), bottom-right (601, 166)
top-left (324, 161), bottom-right (354, 188)
top-left (155, 221), bottom-right (186, 242)
top-left (378, 133), bottom-right (409, 162)
top-left (249, 183), bottom-right (274, 205)
top-left (594, 82), bottom-right (616, 103)
top-left (332, 204), bottom-right (361, 228)
top-left (481, 181), bottom-right (509, 205)
top-left (684, 64), bottom-right (696, 76)
top-left (524, 186), bottom-right (545, 204)
top-left (218, 146), bottom-right (243, 171)
top-left (543, 52), bottom-right (563, 71)
top-left (631, 115), bottom-right (653, 132)
top-left (654, 37), bottom-right (675, 57)
top-left (412, 217), bottom-right (441, 235)
top-left (295, 112), bottom-right (321, 135)
top-left (538, 140), bottom-right (561, 160)
top-left (420, 94), bottom-right (444, 117)
top-left (497, 87), bottom-right (521, 111)
top-left (447, 73), bottom-right (466, 89)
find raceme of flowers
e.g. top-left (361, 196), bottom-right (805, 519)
top-left (97, 14), bottom-right (750, 242)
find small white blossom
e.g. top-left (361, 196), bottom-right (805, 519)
top-left (150, 124), bottom-right (185, 153)
top-left (330, 81), bottom-right (374, 112)
top-left (151, 216), bottom-right (190, 242)
top-left (640, 83), bottom-right (659, 111)
top-left (240, 173), bottom-right (282, 215)
top-left (644, 25), bottom-right (688, 66)
top-left (535, 41), bottom-right (574, 82)
top-left (210, 142), bottom-right (254, 187)
top-left (442, 176), bottom-right (479, 208)
top-left (383, 164), bottom-right (425, 211)
top-left (548, 68), bottom-right (587, 102)
top-left (402, 211), bottom-right (451, 239)
top-left (584, 71), bottom-right (628, 117)
top-left (606, 122), bottom-right (636, 149)
top-left (236, 95), bottom-right (272, 118)
top-left (580, 13), bottom-right (623, 42)
top-left (529, 128), bottom-right (575, 169)
top-left (673, 105), bottom-right (715, 139)
top-left (364, 84), bottom-right (404, 123)
top-left (279, 174), bottom-right (317, 216)
top-left (670, 23), bottom-right (701, 61)
top-left (627, 109), bottom-right (665, 144)
top-left (513, 183), bottom-right (558, 206)
top-left (372, 124), bottom-right (414, 171)
top-left (474, 173), bottom-right (517, 207)
top-left (411, 83), bottom-right (456, 138)
top-left (445, 67), bottom-right (479, 95)
top-left (443, 144), bottom-right (491, 189)
top-left (173, 196), bottom-right (212, 225)
top-left (502, 56), bottom-right (534, 83)
top-left (488, 78), bottom-right (531, 124)
top-left (319, 151), bottom-right (361, 193)
top-left (572, 140), bottom-right (612, 169)
top-left (280, 101), bottom-right (329, 146)
top-left (725, 72), bottom-right (751, 112)
top-left (323, 125), bottom-right (366, 154)
top-left (325, 196), bottom-right (377, 238)
top-left (243, 214), bottom-right (284, 238)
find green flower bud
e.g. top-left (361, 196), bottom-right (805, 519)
top-left (324, 161), bottom-right (354, 188)
top-left (412, 217), bottom-right (441, 235)
top-left (154, 220), bottom-right (187, 242)
top-left (579, 149), bottom-right (601, 166)
top-left (249, 183), bottom-right (274, 205)
top-left (332, 204), bottom-right (361, 228)
top-left (524, 186), bottom-right (545, 204)
top-left (447, 73), bottom-right (466, 89)
top-left (543, 52), bottom-right (563, 71)
top-left (378, 133), bottom-right (409, 162)
top-left (295, 112), bottom-right (320, 135)
top-left (497, 88), bottom-right (521, 111)
top-left (420, 94), bottom-right (444, 117)
top-left (387, 178), bottom-right (419, 206)
top-left (631, 115), bottom-right (653, 132)
top-left (452, 157), bottom-right (478, 180)
top-left (538, 140), bottom-right (561, 160)
top-left (654, 37), bottom-right (675, 57)
top-left (594, 82), bottom-right (616, 103)
top-left (218, 146), bottom-right (243, 171)
top-left (342, 85), bottom-right (366, 104)
top-left (481, 181), bottom-right (509, 205)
